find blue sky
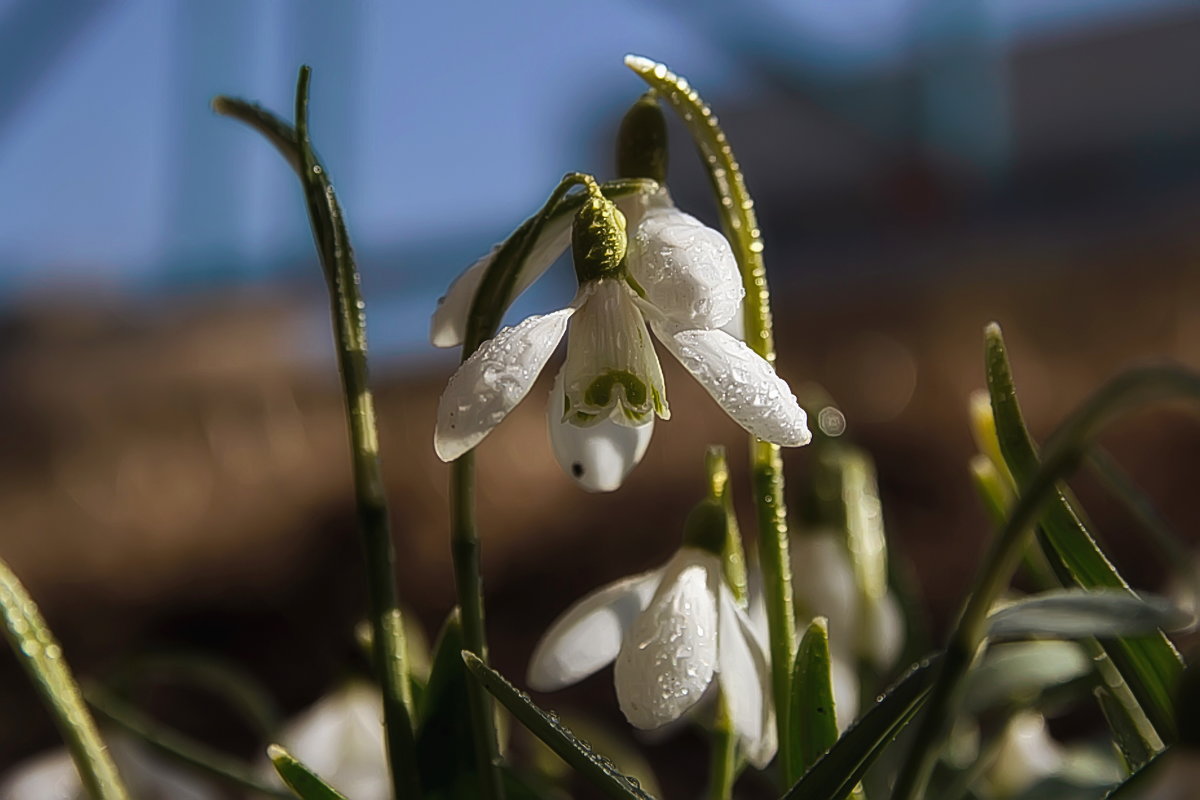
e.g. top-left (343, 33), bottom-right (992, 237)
top-left (0, 0), bottom-right (1186, 359)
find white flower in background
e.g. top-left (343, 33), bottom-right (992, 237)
top-left (527, 546), bottom-right (777, 767)
top-left (433, 186), bottom-right (810, 491)
top-left (0, 734), bottom-right (219, 800)
top-left (983, 712), bottom-right (1064, 799)
top-left (266, 682), bottom-right (388, 800)
top-left (791, 530), bottom-right (904, 671)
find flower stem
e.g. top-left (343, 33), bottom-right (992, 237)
top-left (626, 54), bottom-right (798, 757)
top-left (706, 693), bottom-right (737, 800)
top-left (450, 453), bottom-right (504, 800)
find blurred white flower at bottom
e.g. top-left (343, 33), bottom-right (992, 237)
top-left (264, 682), bottom-right (388, 800)
top-left (0, 733), bottom-right (220, 800)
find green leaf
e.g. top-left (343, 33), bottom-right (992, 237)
top-left (1095, 686), bottom-right (1156, 772)
top-left (781, 655), bottom-right (939, 800)
top-left (416, 609), bottom-right (480, 796)
top-left (786, 618), bottom-right (840, 785)
top-left (89, 690), bottom-right (292, 798)
top-left (0, 557), bottom-right (130, 800)
top-left (462, 652), bottom-right (654, 800)
top-left (267, 744), bottom-right (349, 800)
top-left (984, 324), bottom-right (1185, 740)
top-left (1102, 750), bottom-right (1166, 799)
top-left (986, 590), bottom-right (1190, 640)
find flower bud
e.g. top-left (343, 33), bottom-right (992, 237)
top-left (616, 93), bottom-right (668, 184)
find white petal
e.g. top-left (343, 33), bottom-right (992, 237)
top-left (864, 591), bottom-right (904, 669)
top-left (434, 308), bottom-right (572, 461)
top-left (430, 249), bottom-right (492, 348)
top-left (615, 551), bottom-right (719, 729)
top-left (627, 205), bottom-right (744, 329)
top-left (830, 654), bottom-right (859, 732)
top-left (656, 326), bottom-right (811, 446)
top-left (278, 684), bottom-right (389, 800)
top-left (527, 569), bottom-right (663, 691)
top-left (717, 585), bottom-right (777, 768)
top-left (547, 371), bottom-right (653, 492)
top-left (428, 214), bottom-right (572, 349)
top-left (791, 531), bottom-right (860, 659)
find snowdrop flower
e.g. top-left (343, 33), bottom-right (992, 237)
top-left (791, 530), bottom-right (904, 672)
top-left (0, 733), bottom-right (220, 800)
top-left (433, 181), bottom-right (810, 490)
top-left (265, 682), bottom-right (388, 800)
top-left (527, 545), bottom-right (776, 767)
top-left (983, 712), bottom-right (1064, 799)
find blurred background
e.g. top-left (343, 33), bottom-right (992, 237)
top-left (2, 0), bottom-right (1200, 795)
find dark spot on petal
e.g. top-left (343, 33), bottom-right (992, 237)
top-left (572, 462), bottom-right (585, 478)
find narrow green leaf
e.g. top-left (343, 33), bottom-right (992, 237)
top-left (267, 744), bottom-right (349, 800)
top-left (0, 557), bottom-right (130, 800)
top-left (1102, 750), bottom-right (1166, 799)
top-left (781, 655), bottom-right (939, 800)
top-left (1095, 687), bottom-right (1155, 772)
top-left (986, 590), bottom-right (1190, 639)
top-left (985, 324), bottom-right (1185, 740)
top-left (415, 609), bottom-right (482, 795)
top-left (462, 652), bottom-right (655, 800)
top-left (786, 618), bottom-right (840, 785)
top-left (89, 690), bottom-right (292, 798)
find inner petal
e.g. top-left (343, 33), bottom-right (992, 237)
top-left (562, 279), bottom-right (668, 426)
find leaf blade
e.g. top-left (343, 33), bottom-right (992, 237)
top-left (0, 557), bottom-right (130, 800)
top-left (786, 618), bottom-right (840, 785)
top-left (267, 744), bottom-right (349, 800)
top-left (462, 652), bottom-right (654, 800)
top-left (984, 324), bottom-right (1183, 740)
top-left (781, 655), bottom-right (939, 800)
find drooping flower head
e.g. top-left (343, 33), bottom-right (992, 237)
top-left (527, 491), bottom-right (776, 767)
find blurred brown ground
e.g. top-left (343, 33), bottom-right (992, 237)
top-left (2, 217), bottom-right (1200, 795)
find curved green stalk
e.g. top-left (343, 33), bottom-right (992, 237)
top-left (626, 54), bottom-right (797, 757)
top-left (215, 68), bottom-right (421, 798)
top-left (894, 331), bottom-right (1200, 800)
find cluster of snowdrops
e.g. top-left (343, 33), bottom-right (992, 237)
top-left (1, 56), bottom-right (1198, 800)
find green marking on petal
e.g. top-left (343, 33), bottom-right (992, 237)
top-left (584, 370), bottom-right (648, 410)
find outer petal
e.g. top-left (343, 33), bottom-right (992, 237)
top-left (829, 654), bottom-right (860, 732)
top-left (434, 308), bottom-right (572, 461)
top-left (656, 325), bottom-right (811, 446)
top-left (527, 569), bottom-right (663, 691)
top-left (615, 551), bottom-right (719, 729)
top-left (429, 214), bottom-right (572, 349)
top-left (430, 249), bottom-right (492, 348)
top-left (547, 371), bottom-right (653, 492)
top-left (717, 584), bottom-right (777, 768)
top-left (627, 205), bottom-right (744, 329)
